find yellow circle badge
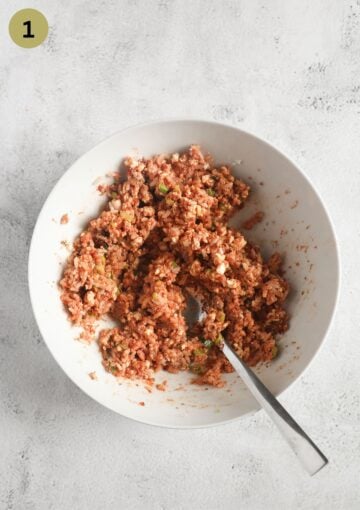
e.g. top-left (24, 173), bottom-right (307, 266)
top-left (9, 9), bottom-right (48, 48)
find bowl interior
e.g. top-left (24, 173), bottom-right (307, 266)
top-left (28, 120), bottom-right (339, 427)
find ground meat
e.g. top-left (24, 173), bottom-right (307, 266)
top-left (60, 146), bottom-right (289, 387)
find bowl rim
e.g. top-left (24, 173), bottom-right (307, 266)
top-left (28, 118), bottom-right (341, 429)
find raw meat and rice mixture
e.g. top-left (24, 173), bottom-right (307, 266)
top-left (60, 146), bottom-right (289, 387)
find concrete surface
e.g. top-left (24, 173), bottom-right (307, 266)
top-left (1, 1), bottom-right (359, 508)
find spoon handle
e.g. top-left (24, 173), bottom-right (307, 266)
top-left (223, 342), bottom-right (328, 476)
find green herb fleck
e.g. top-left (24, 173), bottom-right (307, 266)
top-left (214, 333), bottom-right (224, 346)
top-left (159, 183), bottom-right (169, 194)
top-left (207, 188), bottom-right (215, 197)
top-left (194, 348), bottom-right (206, 357)
top-left (203, 339), bottom-right (213, 349)
top-left (189, 363), bottom-right (205, 375)
top-left (219, 203), bottom-right (231, 212)
top-left (272, 345), bottom-right (278, 359)
top-left (218, 311), bottom-right (226, 322)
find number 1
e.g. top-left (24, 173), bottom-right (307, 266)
top-left (23, 20), bottom-right (35, 38)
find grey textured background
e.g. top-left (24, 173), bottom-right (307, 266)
top-left (1, 1), bottom-right (359, 509)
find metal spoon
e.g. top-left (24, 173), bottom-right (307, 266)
top-left (222, 339), bottom-right (328, 476)
top-left (185, 295), bottom-right (327, 475)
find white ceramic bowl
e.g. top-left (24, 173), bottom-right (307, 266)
top-left (28, 120), bottom-right (339, 428)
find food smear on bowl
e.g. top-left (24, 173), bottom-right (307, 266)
top-left (242, 211), bottom-right (265, 230)
top-left (59, 146), bottom-right (289, 388)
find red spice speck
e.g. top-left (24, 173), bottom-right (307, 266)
top-left (60, 214), bottom-right (69, 224)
